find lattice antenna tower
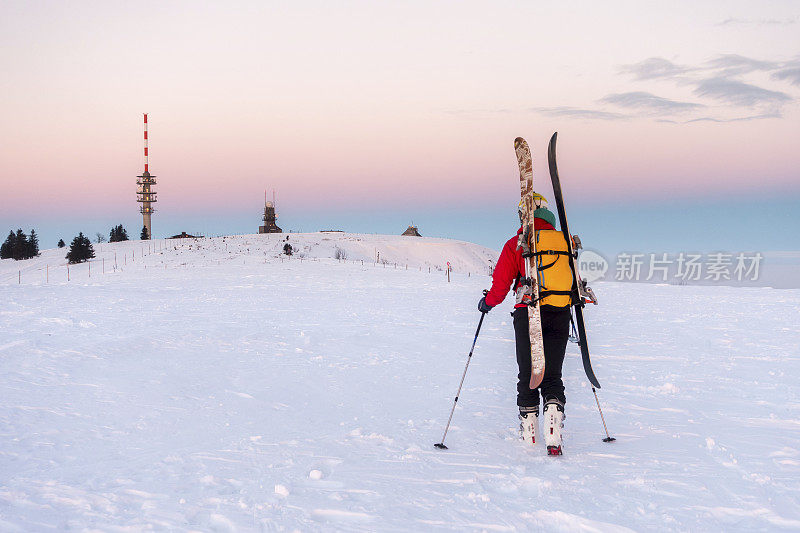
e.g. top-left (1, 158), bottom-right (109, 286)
top-left (136, 113), bottom-right (157, 239)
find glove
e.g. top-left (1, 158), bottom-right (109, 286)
top-left (478, 297), bottom-right (493, 313)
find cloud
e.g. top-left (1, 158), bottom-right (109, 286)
top-left (551, 53), bottom-right (798, 124)
top-left (621, 54), bottom-right (800, 84)
top-left (532, 107), bottom-right (627, 120)
top-left (772, 58), bottom-right (800, 86)
top-left (772, 67), bottom-right (800, 86)
top-left (599, 92), bottom-right (704, 114)
top-left (685, 112), bottom-right (781, 123)
top-left (705, 54), bottom-right (780, 76)
top-left (717, 17), bottom-right (797, 26)
top-left (619, 57), bottom-right (692, 81)
top-left (705, 55), bottom-right (800, 88)
top-left (693, 77), bottom-right (792, 107)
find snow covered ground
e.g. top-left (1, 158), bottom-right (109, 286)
top-left (1, 233), bottom-right (799, 531)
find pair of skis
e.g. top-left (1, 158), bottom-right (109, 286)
top-left (515, 133), bottom-right (601, 390)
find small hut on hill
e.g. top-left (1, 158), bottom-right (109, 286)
top-left (169, 231), bottom-right (203, 239)
top-left (402, 225), bottom-right (422, 237)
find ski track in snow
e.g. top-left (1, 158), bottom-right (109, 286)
top-left (1, 233), bottom-right (799, 531)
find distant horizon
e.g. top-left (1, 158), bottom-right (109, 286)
top-left (3, 190), bottom-right (798, 255)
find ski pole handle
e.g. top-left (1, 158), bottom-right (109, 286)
top-left (478, 289), bottom-right (490, 314)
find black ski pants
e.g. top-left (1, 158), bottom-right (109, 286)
top-left (513, 305), bottom-right (571, 408)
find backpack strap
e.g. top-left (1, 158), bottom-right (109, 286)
top-left (533, 249), bottom-right (574, 272)
top-left (528, 289), bottom-right (578, 307)
top-left (531, 250), bottom-right (572, 257)
top-left (537, 255), bottom-right (560, 272)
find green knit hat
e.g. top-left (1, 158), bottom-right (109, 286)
top-left (533, 207), bottom-right (557, 228)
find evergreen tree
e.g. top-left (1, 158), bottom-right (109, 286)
top-left (109, 224), bottom-right (129, 242)
top-left (0, 231), bottom-right (14, 259)
top-left (57, 239), bottom-right (65, 248)
top-left (13, 229), bottom-right (28, 260)
top-left (66, 232), bottom-right (95, 264)
top-left (141, 225), bottom-right (149, 240)
top-left (27, 229), bottom-right (39, 258)
top-left (1, 229), bottom-right (39, 260)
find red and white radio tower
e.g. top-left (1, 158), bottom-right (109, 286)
top-left (136, 113), bottom-right (157, 239)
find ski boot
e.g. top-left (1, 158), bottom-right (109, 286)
top-left (543, 399), bottom-right (565, 456)
top-left (519, 406), bottom-right (539, 446)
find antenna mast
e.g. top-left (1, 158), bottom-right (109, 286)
top-left (144, 113), bottom-right (149, 172)
top-left (136, 113), bottom-right (157, 239)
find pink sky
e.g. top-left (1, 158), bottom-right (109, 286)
top-left (1, 1), bottom-right (798, 220)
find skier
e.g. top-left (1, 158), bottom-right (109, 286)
top-left (478, 193), bottom-right (573, 452)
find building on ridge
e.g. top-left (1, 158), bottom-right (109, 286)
top-left (402, 225), bottom-right (421, 237)
top-left (259, 190), bottom-right (282, 234)
top-left (168, 232), bottom-right (203, 239)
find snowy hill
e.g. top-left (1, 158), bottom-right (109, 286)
top-left (0, 232), bottom-right (496, 286)
top-left (1, 233), bottom-right (800, 530)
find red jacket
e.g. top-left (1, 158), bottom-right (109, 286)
top-left (485, 218), bottom-right (556, 308)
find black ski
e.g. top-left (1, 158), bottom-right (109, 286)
top-left (547, 132), bottom-right (601, 388)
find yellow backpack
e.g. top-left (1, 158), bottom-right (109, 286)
top-left (535, 229), bottom-right (574, 308)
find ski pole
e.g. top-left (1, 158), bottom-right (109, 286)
top-left (570, 314), bottom-right (614, 441)
top-left (434, 310), bottom-right (487, 450)
top-left (592, 387), bottom-right (616, 442)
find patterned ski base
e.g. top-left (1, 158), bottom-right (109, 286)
top-left (514, 137), bottom-right (545, 390)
